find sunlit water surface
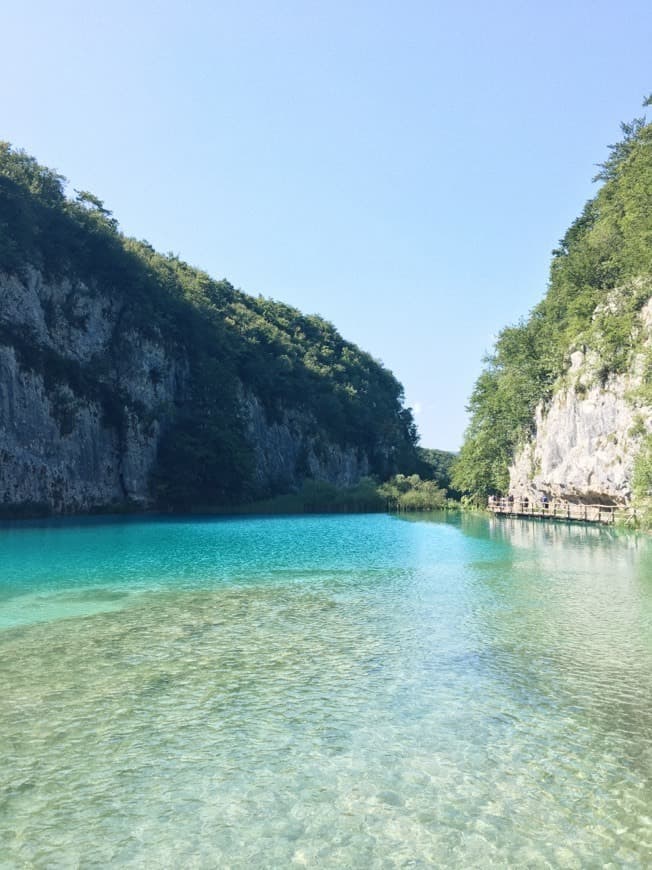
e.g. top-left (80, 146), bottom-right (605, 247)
top-left (1, 512), bottom-right (652, 868)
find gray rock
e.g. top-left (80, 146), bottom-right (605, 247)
top-left (0, 268), bottom-right (374, 513)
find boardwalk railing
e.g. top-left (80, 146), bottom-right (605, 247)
top-left (488, 497), bottom-right (617, 524)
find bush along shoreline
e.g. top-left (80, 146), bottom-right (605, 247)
top-left (0, 474), bottom-right (459, 521)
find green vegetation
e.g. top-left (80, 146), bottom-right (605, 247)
top-left (201, 473), bottom-right (451, 515)
top-left (415, 447), bottom-right (459, 495)
top-left (378, 474), bottom-right (448, 511)
top-left (453, 105), bottom-right (652, 501)
top-left (207, 478), bottom-right (385, 514)
top-left (0, 143), bottom-right (420, 507)
top-left (632, 434), bottom-right (652, 525)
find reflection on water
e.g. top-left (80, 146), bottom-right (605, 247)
top-left (1, 513), bottom-right (651, 867)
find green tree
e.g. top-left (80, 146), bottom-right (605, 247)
top-left (454, 112), bottom-right (652, 501)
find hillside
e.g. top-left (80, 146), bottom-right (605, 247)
top-left (453, 104), bottom-right (652, 507)
top-left (0, 144), bottom-right (419, 514)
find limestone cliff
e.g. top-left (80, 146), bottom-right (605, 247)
top-left (242, 392), bottom-right (370, 492)
top-left (0, 268), bottom-right (381, 514)
top-left (0, 268), bottom-right (171, 512)
top-left (0, 143), bottom-right (420, 515)
top-left (508, 301), bottom-right (652, 505)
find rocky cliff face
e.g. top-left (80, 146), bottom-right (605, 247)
top-left (242, 392), bottom-right (370, 492)
top-left (0, 268), bottom-right (187, 513)
top-left (508, 300), bottom-right (652, 505)
top-left (0, 269), bottom-right (372, 514)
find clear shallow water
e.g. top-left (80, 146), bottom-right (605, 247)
top-left (1, 513), bottom-right (652, 868)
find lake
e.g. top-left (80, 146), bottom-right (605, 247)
top-left (1, 512), bottom-right (651, 867)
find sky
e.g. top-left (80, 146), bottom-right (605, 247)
top-left (2, 0), bottom-right (650, 450)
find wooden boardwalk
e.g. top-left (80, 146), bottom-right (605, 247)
top-left (488, 497), bottom-right (617, 525)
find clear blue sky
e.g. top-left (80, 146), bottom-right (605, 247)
top-left (2, 0), bottom-right (650, 449)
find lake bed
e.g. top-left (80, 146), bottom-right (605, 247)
top-left (2, 512), bottom-right (651, 867)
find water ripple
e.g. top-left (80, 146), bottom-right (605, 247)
top-left (0, 513), bottom-right (651, 867)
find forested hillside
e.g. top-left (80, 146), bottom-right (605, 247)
top-left (453, 102), bottom-right (652, 503)
top-left (0, 144), bottom-right (419, 512)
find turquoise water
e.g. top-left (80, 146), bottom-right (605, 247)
top-left (1, 512), bottom-right (652, 868)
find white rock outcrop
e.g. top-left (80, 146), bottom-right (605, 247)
top-left (508, 301), bottom-right (652, 505)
